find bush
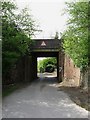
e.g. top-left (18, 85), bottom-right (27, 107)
top-left (45, 64), bottom-right (55, 73)
top-left (38, 57), bottom-right (57, 73)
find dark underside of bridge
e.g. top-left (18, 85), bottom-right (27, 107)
top-left (31, 51), bottom-right (58, 57)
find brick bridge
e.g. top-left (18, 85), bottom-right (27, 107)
top-left (15, 39), bottom-right (79, 85)
top-left (30, 39), bottom-right (64, 82)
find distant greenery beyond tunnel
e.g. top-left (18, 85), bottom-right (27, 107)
top-left (37, 57), bottom-right (57, 73)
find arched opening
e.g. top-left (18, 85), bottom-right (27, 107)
top-left (37, 57), bottom-right (57, 78)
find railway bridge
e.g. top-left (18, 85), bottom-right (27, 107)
top-left (30, 39), bottom-right (64, 82)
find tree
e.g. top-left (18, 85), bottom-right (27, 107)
top-left (62, 1), bottom-right (89, 89)
top-left (2, 1), bottom-right (38, 84)
top-left (38, 57), bottom-right (57, 73)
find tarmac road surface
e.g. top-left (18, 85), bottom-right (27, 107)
top-left (2, 77), bottom-right (89, 118)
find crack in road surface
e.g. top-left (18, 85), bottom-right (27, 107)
top-left (2, 78), bottom-right (89, 118)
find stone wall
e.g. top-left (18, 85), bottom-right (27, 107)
top-left (63, 54), bottom-right (80, 86)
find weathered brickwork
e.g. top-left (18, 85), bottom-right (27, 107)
top-left (63, 54), bottom-right (80, 86)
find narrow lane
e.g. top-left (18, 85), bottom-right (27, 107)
top-left (3, 78), bottom-right (88, 118)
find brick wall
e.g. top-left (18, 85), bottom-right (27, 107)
top-left (63, 54), bottom-right (80, 86)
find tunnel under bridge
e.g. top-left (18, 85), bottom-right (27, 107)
top-left (30, 39), bottom-right (64, 82)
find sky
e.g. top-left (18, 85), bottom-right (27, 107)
top-left (15, 0), bottom-right (68, 39)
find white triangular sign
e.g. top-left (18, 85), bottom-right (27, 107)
top-left (41, 41), bottom-right (46, 46)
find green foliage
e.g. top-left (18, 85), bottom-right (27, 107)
top-left (2, 1), bottom-right (38, 81)
top-left (63, 2), bottom-right (89, 70)
top-left (45, 64), bottom-right (55, 73)
top-left (38, 57), bottom-right (57, 73)
top-left (16, 7), bottom-right (38, 37)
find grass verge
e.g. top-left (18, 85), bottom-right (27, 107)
top-left (2, 82), bottom-right (31, 97)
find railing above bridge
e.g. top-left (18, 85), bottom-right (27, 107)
top-left (31, 39), bottom-right (61, 52)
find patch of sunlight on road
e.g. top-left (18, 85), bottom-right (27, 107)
top-left (48, 84), bottom-right (57, 87)
top-left (38, 71), bottom-right (57, 78)
top-left (39, 102), bottom-right (49, 107)
top-left (22, 99), bottom-right (49, 107)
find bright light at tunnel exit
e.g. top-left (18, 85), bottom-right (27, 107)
top-left (37, 57), bottom-right (57, 78)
